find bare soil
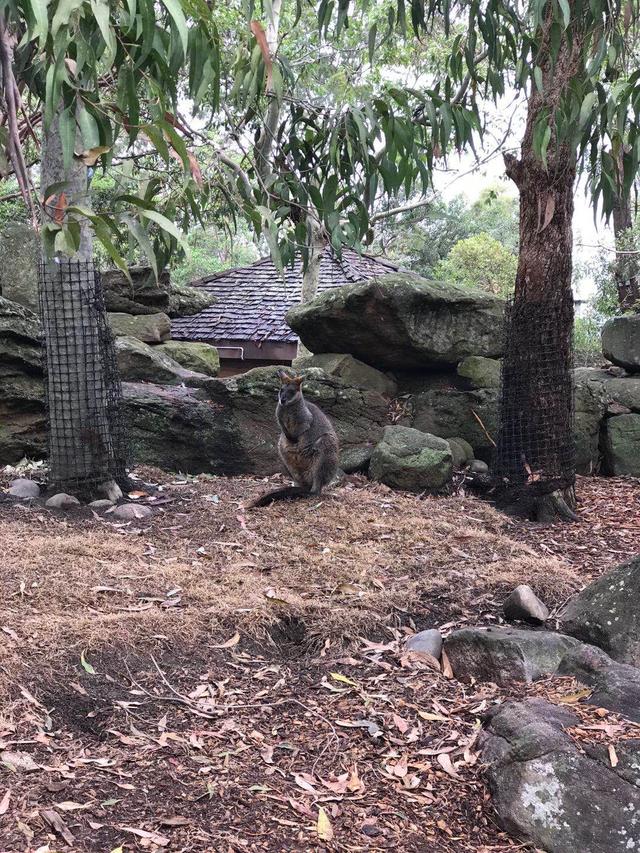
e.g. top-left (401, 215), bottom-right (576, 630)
top-left (0, 470), bottom-right (638, 852)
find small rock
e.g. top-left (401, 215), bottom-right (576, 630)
top-left (98, 480), bottom-right (123, 502)
top-left (468, 459), bottom-right (489, 474)
top-left (46, 493), bottom-right (81, 509)
top-left (8, 478), bottom-right (40, 498)
top-left (111, 503), bottom-right (153, 521)
top-left (88, 499), bottom-right (115, 510)
top-left (0, 750), bottom-right (39, 772)
top-left (405, 628), bottom-right (443, 659)
top-left (503, 585), bottom-right (549, 625)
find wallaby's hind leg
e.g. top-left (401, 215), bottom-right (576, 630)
top-left (310, 437), bottom-right (339, 495)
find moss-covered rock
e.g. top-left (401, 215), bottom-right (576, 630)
top-left (287, 273), bottom-right (505, 370)
top-left (107, 311), bottom-right (171, 343)
top-left (603, 413), bottom-right (640, 476)
top-left (602, 314), bottom-right (640, 372)
top-left (102, 267), bottom-right (171, 315)
top-left (167, 282), bottom-right (216, 318)
top-left (156, 340), bottom-right (220, 377)
top-left (115, 336), bottom-right (209, 385)
top-left (292, 352), bottom-right (396, 397)
top-left (369, 425), bottom-right (453, 492)
top-left (457, 355), bottom-right (501, 389)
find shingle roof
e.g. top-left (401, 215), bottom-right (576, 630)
top-left (171, 247), bottom-right (399, 345)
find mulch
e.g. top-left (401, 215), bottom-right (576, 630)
top-left (0, 469), bottom-right (638, 852)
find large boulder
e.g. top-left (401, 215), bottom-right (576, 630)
top-left (369, 425), bottom-right (453, 492)
top-left (0, 298), bottom-right (46, 463)
top-left (602, 374), bottom-right (640, 411)
top-left (561, 555), bottom-right (640, 667)
top-left (602, 314), bottom-right (640, 372)
top-left (603, 413), bottom-right (640, 476)
top-left (124, 366), bottom-right (389, 476)
top-left (168, 282), bottom-right (216, 318)
top-left (102, 267), bottom-right (171, 315)
top-left (286, 274), bottom-right (505, 370)
top-left (573, 368), bottom-right (608, 474)
top-left (411, 387), bottom-right (499, 461)
top-left (557, 642), bottom-right (640, 721)
top-left (115, 336), bottom-right (209, 385)
top-left (456, 356), bottom-right (501, 390)
top-left (0, 223), bottom-right (40, 313)
top-left (292, 353), bottom-right (397, 397)
top-left (107, 312), bottom-right (171, 343)
top-left (156, 340), bottom-right (220, 377)
top-left (444, 627), bottom-right (580, 684)
top-left (481, 698), bottom-right (640, 853)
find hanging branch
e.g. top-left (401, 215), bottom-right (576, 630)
top-left (0, 15), bottom-right (37, 225)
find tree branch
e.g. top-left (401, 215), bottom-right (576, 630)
top-left (371, 196), bottom-right (434, 224)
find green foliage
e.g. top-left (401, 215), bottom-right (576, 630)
top-left (590, 220), bottom-right (640, 317)
top-left (0, 182), bottom-right (29, 227)
top-left (434, 232), bottom-right (518, 296)
top-left (574, 313), bottom-right (603, 367)
top-left (170, 227), bottom-right (259, 287)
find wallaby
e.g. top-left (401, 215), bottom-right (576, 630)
top-left (249, 370), bottom-right (340, 507)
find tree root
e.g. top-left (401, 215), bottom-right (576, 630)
top-left (534, 487), bottom-right (579, 523)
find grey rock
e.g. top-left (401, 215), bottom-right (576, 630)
top-left (602, 314), bottom-right (640, 372)
top-left (0, 223), bottom-right (41, 312)
top-left (115, 336), bottom-right (209, 386)
top-left (287, 273), bottom-right (505, 370)
top-left (469, 459), bottom-right (489, 474)
top-left (88, 499), bottom-right (115, 510)
top-left (111, 503), bottom-right (153, 521)
top-left (603, 413), bottom-right (640, 476)
top-left (412, 387), bottom-right (499, 460)
top-left (561, 554), bottom-right (640, 667)
top-left (558, 643), bottom-right (640, 722)
top-left (8, 478), bottom-right (40, 498)
top-left (340, 445), bottom-right (374, 474)
top-left (124, 366), bottom-right (389, 477)
top-left (107, 312), bottom-right (171, 343)
top-left (292, 353), bottom-right (397, 397)
top-left (503, 585), bottom-right (549, 625)
top-left (102, 267), bottom-right (171, 315)
top-left (602, 374), bottom-right (640, 412)
top-left (369, 425), bottom-right (453, 492)
top-left (156, 340), bottom-right (220, 377)
top-left (98, 481), bottom-right (123, 502)
top-left (405, 629), bottom-right (443, 659)
top-left (457, 355), bottom-right (501, 390)
top-left (573, 367), bottom-right (608, 474)
top-left (444, 626), bottom-right (580, 684)
top-left (46, 493), bottom-right (81, 509)
top-left (447, 438), bottom-right (470, 469)
top-left (481, 698), bottom-right (640, 853)
top-left (168, 281), bottom-right (215, 318)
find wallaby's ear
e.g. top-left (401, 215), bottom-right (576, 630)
top-left (277, 369), bottom-right (292, 384)
top-left (292, 375), bottom-right (303, 387)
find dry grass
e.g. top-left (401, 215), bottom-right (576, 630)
top-left (0, 470), bottom-right (638, 852)
top-left (0, 472), bottom-right (585, 693)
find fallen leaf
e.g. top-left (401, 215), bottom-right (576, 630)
top-left (418, 711), bottom-right (448, 722)
top-left (212, 632), bottom-right (240, 649)
top-left (55, 801), bottom-right (90, 812)
top-left (330, 672), bottom-right (357, 687)
top-left (609, 744), bottom-right (619, 768)
top-left (260, 745), bottom-right (274, 765)
top-left (1, 751), bottom-right (39, 772)
top-left (392, 713), bottom-right (409, 734)
top-left (80, 650), bottom-right (96, 675)
top-left (294, 774), bottom-right (318, 795)
top-left (437, 752), bottom-right (461, 780)
top-left (441, 649), bottom-right (453, 679)
top-left (317, 806), bottom-right (334, 842)
top-left (40, 809), bottom-right (75, 845)
top-left (158, 816), bottom-right (191, 827)
top-left (557, 687), bottom-right (592, 704)
top-left (120, 827), bottom-right (170, 846)
top-left (0, 789), bottom-right (10, 815)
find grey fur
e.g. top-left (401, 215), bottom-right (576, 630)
top-left (276, 374), bottom-right (339, 495)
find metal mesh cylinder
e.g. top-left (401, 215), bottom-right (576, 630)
top-left (38, 259), bottom-right (128, 494)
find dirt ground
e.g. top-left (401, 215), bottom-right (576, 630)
top-left (1, 470), bottom-right (638, 852)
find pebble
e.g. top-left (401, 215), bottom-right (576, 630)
top-left (8, 479), bottom-right (40, 499)
top-left (46, 493), bottom-right (81, 509)
top-left (503, 584), bottom-right (550, 625)
top-left (405, 628), bottom-right (443, 659)
top-left (111, 503), bottom-right (152, 521)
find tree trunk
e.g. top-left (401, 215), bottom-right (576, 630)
top-left (39, 106), bottom-right (123, 498)
top-left (297, 215), bottom-right (325, 358)
top-left (612, 153), bottom-right (640, 311)
top-left (496, 16), bottom-right (582, 521)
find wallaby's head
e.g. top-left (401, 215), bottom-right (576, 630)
top-left (277, 370), bottom-right (303, 406)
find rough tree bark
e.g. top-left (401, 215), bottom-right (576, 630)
top-left (40, 106), bottom-right (122, 498)
top-left (497, 12), bottom-right (582, 521)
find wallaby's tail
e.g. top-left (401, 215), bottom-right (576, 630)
top-left (248, 486), bottom-right (310, 508)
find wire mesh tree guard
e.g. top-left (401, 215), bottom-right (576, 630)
top-left (493, 296), bottom-right (576, 501)
top-left (38, 259), bottom-right (128, 496)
